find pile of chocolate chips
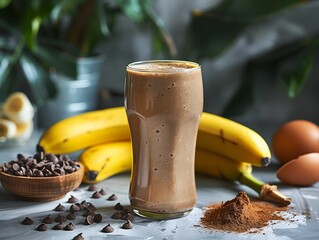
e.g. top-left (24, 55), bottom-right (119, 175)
top-left (0, 152), bottom-right (80, 177)
top-left (20, 184), bottom-right (134, 239)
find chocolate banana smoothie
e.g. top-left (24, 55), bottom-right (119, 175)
top-left (125, 60), bottom-right (203, 219)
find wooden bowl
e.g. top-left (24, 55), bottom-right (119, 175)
top-left (0, 163), bottom-right (84, 202)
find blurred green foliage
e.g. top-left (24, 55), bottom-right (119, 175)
top-left (185, 0), bottom-right (319, 117)
top-left (0, 0), bottom-right (174, 106)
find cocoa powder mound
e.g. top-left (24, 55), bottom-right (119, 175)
top-left (201, 192), bottom-right (288, 233)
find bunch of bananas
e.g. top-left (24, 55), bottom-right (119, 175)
top-left (38, 107), bottom-right (291, 205)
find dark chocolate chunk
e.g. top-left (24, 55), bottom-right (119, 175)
top-left (101, 224), bottom-right (114, 233)
top-left (67, 195), bottom-right (78, 203)
top-left (85, 202), bottom-right (96, 211)
top-left (93, 213), bottom-right (102, 223)
top-left (21, 217), bottom-right (33, 225)
top-left (52, 223), bottom-right (64, 230)
top-left (66, 212), bottom-right (77, 220)
top-left (36, 223), bottom-right (48, 231)
top-left (121, 220), bottom-right (133, 229)
top-left (72, 233), bottom-right (85, 240)
top-left (42, 215), bottom-right (54, 224)
top-left (54, 203), bottom-right (65, 211)
top-left (64, 222), bottom-right (76, 231)
top-left (84, 215), bottom-right (94, 225)
top-left (122, 212), bottom-right (135, 221)
top-left (107, 194), bottom-right (118, 201)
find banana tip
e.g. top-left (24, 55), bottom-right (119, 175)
top-left (261, 157), bottom-right (271, 167)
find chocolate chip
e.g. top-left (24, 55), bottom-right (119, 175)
top-left (99, 189), bottom-right (106, 195)
top-left (70, 204), bottom-right (81, 212)
top-left (91, 191), bottom-right (102, 199)
top-left (36, 223), bottom-right (48, 231)
top-left (42, 215), bottom-right (54, 224)
top-left (72, 233), bottom-right (85, 240)
top-left (122, 212), bottom-right (135, 221)
top-left (87, 185), bottom-right (96, 191)
top-left (54, 214), bottom-right (66, 223)
top-left (84, 215), bottom-right (94, 225)
top-left (54, 203), bottom-right (65, 211)
top-left (64, 222), bottom-right (76, 231)
top-left (66, 212), bottom-right (77, 220)
top-left (52, 223), bottom-right (64, 230)
top-left (93, 213), bottom-right (102, 223)
top-left (1, 152), bottom-right (79, 177)
top-left (21, 217), bottom-right (33, 225)
top-left (81, 200), bottom-right (88, 208)
top-left (101, 224), bottom-right (114, 233)
top-left (107, 194), bottom-right (118, 201)
top-left (114, 203), bottom-right (124, 211)
top-left (111, 212), bottom-right (122, 219)
top-left (121, 220), bottom-right (133, 229)
top-left (82, 210), bottom-right (95, 217)
top-left (85, 202), bottom-right (96, 212)
top-left (67, 195), bottom-right (78, 203)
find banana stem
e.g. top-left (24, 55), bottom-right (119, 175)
top-left (239, 172), bottom-right (291, 206)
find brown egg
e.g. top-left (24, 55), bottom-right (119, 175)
top-left (276, 153), bottom-right (319, 186)
top-left (272, 120), bottom-right (319, 164)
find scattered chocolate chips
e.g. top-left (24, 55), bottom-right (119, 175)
top-left (54, 203), bottom-right (65, 211)
top-left (101, 224), bottom-right (114, 233)
top-left (93, 213), bottom-right (103, 223)
top-left (85, 202), bottom-right (96, 212)
top-left (84, 215), bottom-right (94, 225)
top-left (36, 223), bottom-right (48, 231)
top-left (52, 223), bottom-right (64, 230)
top-left (87, 185), bottom-right (96, 191)
top-left (114, 203), bottom-right (124, 211)
top-left (99, 189), bottom-right (106, 195)
top-left (64, 222), bottom-right (76, 231)
top-left (54, 214), bottom-right (66, 223)
top-left (107, 194), bottom-right (118, 201)
top-left (42, 215), bottom-right (54, 224)
top-left (66, 212), bottom-right (77, 220)
top-left (73, 233), bottom-right (85, 240)
top-left (67, 195), bottom-right (78, 203)
top-left (91, 191), bottom-right (102, 199)
top-left (1, 152), bottom-right (80, 177)
top-left (121, 220), bottom-right (133, 229)
top-left (21, 217), bottom-right (33, 225)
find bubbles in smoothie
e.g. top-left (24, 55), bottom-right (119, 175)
top-left (170, 153), bottom-right (174, 158)
top-left (155, 129), bottom-right (160, 134)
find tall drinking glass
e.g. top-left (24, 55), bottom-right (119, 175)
top-left (124, 60), bottom-right (203, 219)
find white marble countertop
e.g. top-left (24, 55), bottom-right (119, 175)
top-left (0, 130), bottom-right (318, 240)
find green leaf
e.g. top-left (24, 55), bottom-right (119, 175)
top-left (0, 0), bottom-right (11, 9)
top-left (19, 54), bottom-right (57, 106)
top-left (50, 0), bottom-right (80, 22)
top-left (96, 0), bottom-right (110, 36)
top-left (33, 45), bottom-right (77, 79)
top-left (282, 47), bottom-right (317, 98)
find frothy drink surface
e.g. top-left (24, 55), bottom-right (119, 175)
top-left (125, 61), bottom-right (203, 216)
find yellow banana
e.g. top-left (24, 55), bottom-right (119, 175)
top-left (37, 107), bottom-right (130, 154)
top-left (79, 141), bottom-right (290, 205)
top-left (38, 106), bottom-right (270, 167)
top-left (79, 141), bottom-right (132, 184)
top-left (198, 112), bottom-right (271, 167)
